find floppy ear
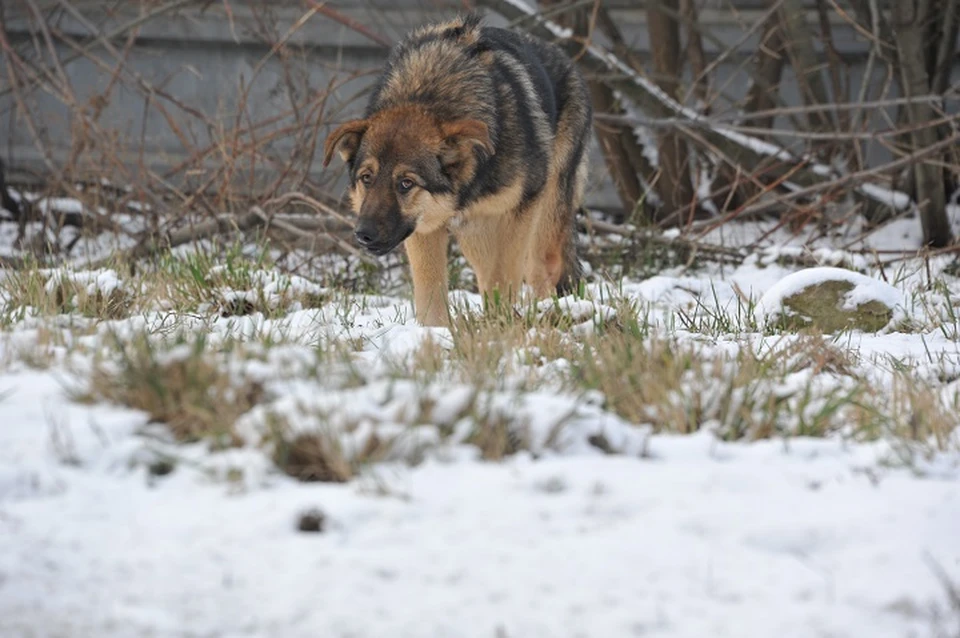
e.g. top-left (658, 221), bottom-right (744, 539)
top-left (439, 119), bottom-right (495, 169)
top-left (323, 119), bottom-right (369, 167)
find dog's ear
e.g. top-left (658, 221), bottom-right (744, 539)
top-left (439, 119), bottom-right (494, 169)
top-left (323, 119), bottom-right (369, 167)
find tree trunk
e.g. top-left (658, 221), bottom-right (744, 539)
top-left (646, 0), bottom-right (696, 224)
top-left (891, 0), bottom-right (952, 247)
top-left (589, 83), bottom-right (657, 224)
top-left (777, 0), bottom-right (837, 142)
top-left (928, 0), bottom-right (960, 186)
top-left (542, 0), bottom-right (657, 224)
top-left (928, 0), bottom-right (960, 95)
top-left (743, 17), bottom-right (786, 135)
top-left (680, 0), bottom-right (710, 107)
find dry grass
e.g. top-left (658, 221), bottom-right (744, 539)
top-left (1, 267), bottom-right (133, 323)
top-left (262, 411), bottom-right (393, 483)
top-left (80, 334), bottom-right (264, 449)
top-left (557, 328), bottom-right (950, 444)
top-left (274, 431), bottom-right (354, 483)
top-left (403, 304), bottom-right (957, 453)
top-left (465, 408), bottom-right (532, 461)
top-left (143, 245), bottom-right (322, 318)
top-left (0, 246), bottom-right (345, 335)
top-left (848, 372), bottom-right (960, 453)
top-left (401, 295), bottom-right (644, 390)
top-left (417, 303), bottom-right (844, 440)
top-left (1, 250), bottom-right (953, 482)
top-left (54, 287), bottom-right (953, 483)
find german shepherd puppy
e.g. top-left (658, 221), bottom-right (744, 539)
top-left (323, 14), bottom-right (591, 326)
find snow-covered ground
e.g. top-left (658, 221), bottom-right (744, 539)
top-left (1, 381), bottom-right (957, 638)
top-left (1, 212), bottom-right (960, 637)
top-left (0, 366), bottom-right (958, 638)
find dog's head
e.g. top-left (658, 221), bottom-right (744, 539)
top-left (323, 105), bottom-right (493, 255)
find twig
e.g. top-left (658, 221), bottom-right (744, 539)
top-left (78, 188), bottom-right (369, 270)
top-left (301, 0), bottom-right (392, 48)
top-left (476, 0), bottom-right (959, 224)
top-left (593, 110), bottom-right (960, 141)
top-left (269, 191), bottom-right (360, 230)
top-left (717, 130), bottom-right (960, 230)
top-left (0, 0), bottom-right (198, 101)
top-left (83, 207), bottom-right (274, 270)
top-left (583, 214), bottom-right (960, 270)
top-left (266, 211), bottom-right (376, 266)
top-left (581, 217), bottom-right (745, 263)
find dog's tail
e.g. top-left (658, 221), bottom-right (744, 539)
top-left (555, 207), bottom-right (584, 297)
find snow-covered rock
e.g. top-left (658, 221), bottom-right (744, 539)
top-left (755, 267), bottom-right (905, 333)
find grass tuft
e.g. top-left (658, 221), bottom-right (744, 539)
top-left (81, 333), bottom-right (263, 448)
top-left (1, 242), bottom-right (954, 482)
top-left (262, 411), bottom-right (392, 483)
top-left (1, 268), bottom-right (132, 322)
top-left (465, 403), bottom-right (532, 461)
top-left (274, 431), bottom-right (353, 483)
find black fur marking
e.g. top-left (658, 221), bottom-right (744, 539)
top-left (356, 194), bottom-right (415, 256)
top-left (552, 66), bottom-right (573, 122)
top-left (488, 55), bottom-right (548, 206)
top-left (478, 28), bottom-right (559, 131)
top-left (418, 158), bottom-right (453, 195)
top-left (562, 132), bottom-right (587, 204)
top-left (454, 148), bottom-right (499, 210)
top-left (555, 225), bottom-right (584, 297)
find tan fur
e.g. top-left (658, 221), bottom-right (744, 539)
top-left (452, 169), bottom-right (570, 307)
top-left (323, 120), bottom-right (368, 167)
top-left (410, 191), bottom-right (457, 235)
top-left (449, 176), bottom-right (526, 291)
top-left (455, 212), bottom-right (535, 303)
top-left (449, 79), bottom-right (589, 308)
top-left (404, 229), bottom-right (450, 326)
top-left (383, 46), bottom-right (481, 108)
top-left (456, 176), bottom-right (525, 222)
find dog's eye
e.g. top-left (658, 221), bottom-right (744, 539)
top-left (397, 178), bottom-right (415, 194)
top-left (358, 172), bottom-right (373, 186)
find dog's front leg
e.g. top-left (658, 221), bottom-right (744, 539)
top-left (405, 229), bottom-right (450, 326)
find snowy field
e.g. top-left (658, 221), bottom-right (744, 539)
top-left (1, 205), bottom-right (959, 638)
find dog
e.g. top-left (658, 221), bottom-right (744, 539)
top-left (323, 13), bottom-right (591, 326)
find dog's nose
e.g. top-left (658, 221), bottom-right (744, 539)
top-left (355, 219), bottom-right (378, 247)
top-left (355, 229), bottom-right (375, 247)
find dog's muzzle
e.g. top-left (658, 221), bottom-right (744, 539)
top-left (354, 218), bottom-right (414, 256)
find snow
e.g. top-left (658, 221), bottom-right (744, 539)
top-left (43, 267), bottom-right (124, 297)
top-left (34, 196), bottom-right (85, 215)
top-left (0, 370), bottom-right (957, 638)
top-left (950, 203), bottom-right (960, 238)
top-left (860, 183), bottom-right (914, 211)
top-left (1, 240), bottom-right (959, 636)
